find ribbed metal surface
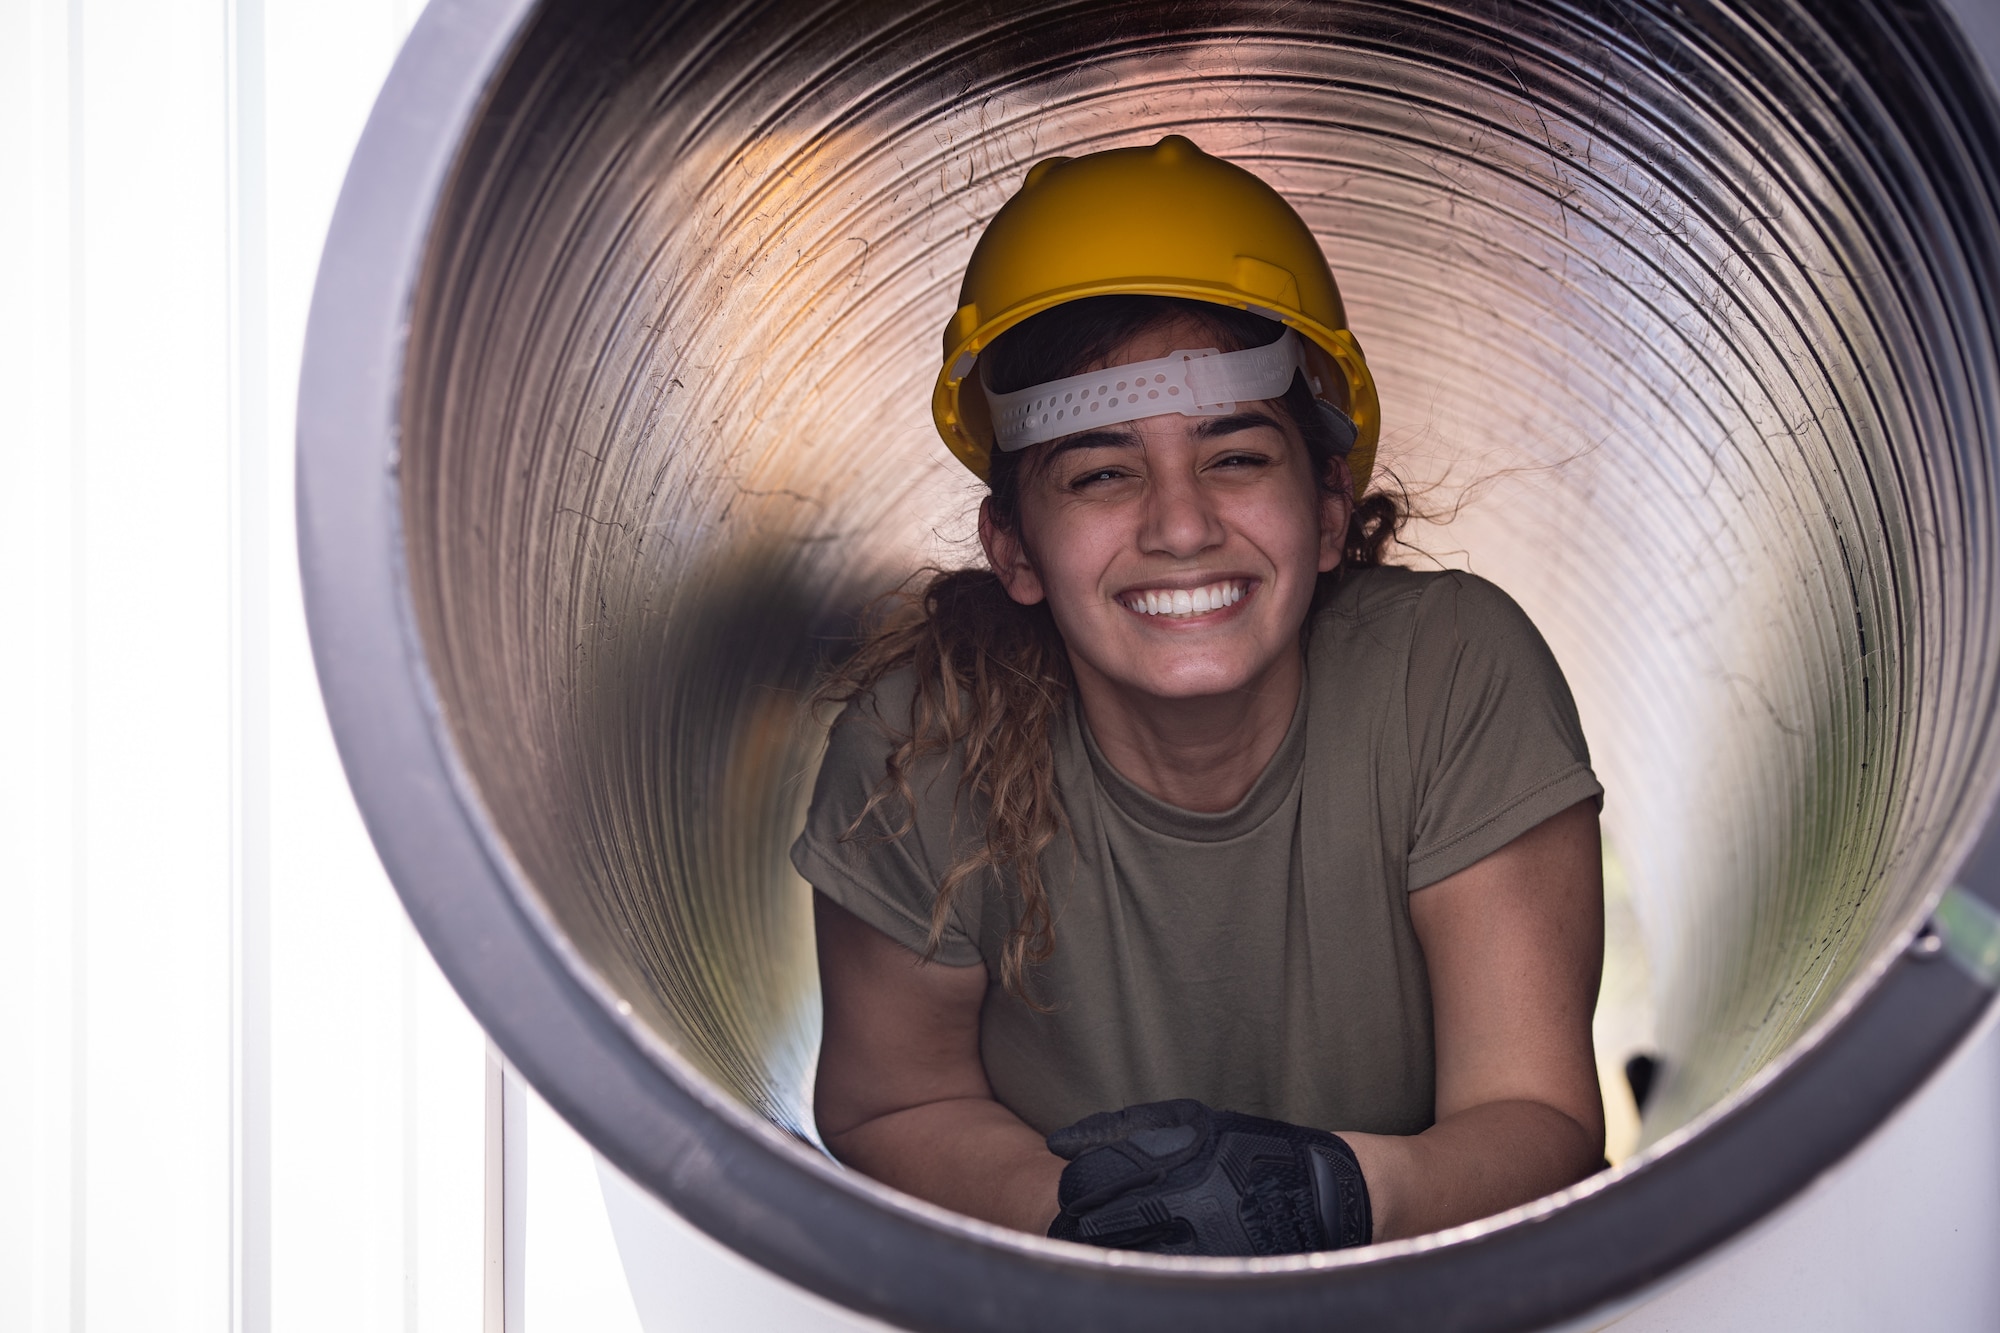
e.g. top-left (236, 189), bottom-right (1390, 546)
top-left (396, 0), bottom-right (2000, 1174)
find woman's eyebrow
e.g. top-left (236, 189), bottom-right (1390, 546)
top-left (1046, 428), bottom-right (1143, 459)
top-left (1194, 411), bottom-right (1284, 439)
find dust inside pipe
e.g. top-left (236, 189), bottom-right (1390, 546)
top-left (372, 0), bottom-right (2000, 1322)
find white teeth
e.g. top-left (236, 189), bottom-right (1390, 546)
top-left (1124, 581), bottom-right (1246, 618)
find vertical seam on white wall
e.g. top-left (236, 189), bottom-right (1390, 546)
top-left (485, 1045), bottom-right (505, 1332)
top-left (505, 1065), bottom-right (526, 1333)
top-left (64, 2), bottom-right (86, 1328)
top-left (402, 934), bottom-right (421, 1333)
top-left (485, 1045), bottom-right (526, 1333)
top-left (223, 1), bottom-right (271, 1331)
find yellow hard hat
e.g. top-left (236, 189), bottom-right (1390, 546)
top-left (932, 134), bottom-right (1380, 494)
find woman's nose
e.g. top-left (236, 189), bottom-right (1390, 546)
top-left (1138, 465), bottom-right (1227, 558)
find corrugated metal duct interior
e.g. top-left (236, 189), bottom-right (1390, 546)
top-left (299, 0), bottom-right (2000, 1328)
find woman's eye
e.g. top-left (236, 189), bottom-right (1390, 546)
top-left (1211, 451), bottom-right (1271, 471)
top-left (1070, 467), bottom-right (1130, 489)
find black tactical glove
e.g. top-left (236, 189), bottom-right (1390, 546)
top-left (1045, 1098), bottom-right (1371, 1256)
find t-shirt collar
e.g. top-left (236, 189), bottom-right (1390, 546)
top-left (1071, 681), bottom-right (1310, 843)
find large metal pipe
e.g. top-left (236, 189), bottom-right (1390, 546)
top-left (299, 0), bottom-right (2000, 1328)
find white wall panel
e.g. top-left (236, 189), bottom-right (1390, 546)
top-left (257, 3), bottom-right (446, 1331)
top-left (0, 2), bottom-right (83, 1329)
top-left (75, 2), bottom-right (236, 1325)
top-left (0, 3), bottom-right (496, 1331)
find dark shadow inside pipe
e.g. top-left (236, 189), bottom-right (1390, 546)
top-left (375, 0), bottom-right (2000, 1320)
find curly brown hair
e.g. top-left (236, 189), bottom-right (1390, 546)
top-left (814, 297), bottom-right (1403, 1001)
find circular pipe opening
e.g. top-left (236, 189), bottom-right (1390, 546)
top-left (301, 0), bottom-right (2000, 1328)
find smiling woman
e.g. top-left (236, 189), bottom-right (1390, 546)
top-left (796, 140), bottom-right (1608, 1256)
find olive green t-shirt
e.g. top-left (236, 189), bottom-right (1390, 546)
top-left (791, 566), bottom-right (1601, 1138)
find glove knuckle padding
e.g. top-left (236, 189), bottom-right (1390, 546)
top-left (1048, 1100), bottom-right (1372, 1257)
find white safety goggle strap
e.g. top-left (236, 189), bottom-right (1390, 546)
top-left (983, 329), bottom-right (1319, 453)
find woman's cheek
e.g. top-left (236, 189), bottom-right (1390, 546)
top-left (1233, 492), bottom-right (1322, 589)
top-left (1038, 511), bottom-right (1128, 612)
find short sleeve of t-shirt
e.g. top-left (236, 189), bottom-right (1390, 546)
top-left (789, 675), bottom-right (985, 966)
top-left (1402, 572), bottom-right (1602, 889)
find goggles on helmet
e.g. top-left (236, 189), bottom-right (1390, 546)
top-left (981, 329), bottom-right (1356, 455)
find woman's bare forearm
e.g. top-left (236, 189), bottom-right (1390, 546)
top-left (1341, 1099), bottom-right (1601, 1242)
top-left (832, 1093), bottom-right (1595, 1245)
top-left (825, 1096), bottom-right (1065, 1234)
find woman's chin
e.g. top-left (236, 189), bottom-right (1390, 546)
top-left (1091, 654), bottom-right (1286, 706)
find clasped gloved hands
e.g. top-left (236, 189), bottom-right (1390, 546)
top-left (1045, 1098), bottom-right (1372, 1257)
